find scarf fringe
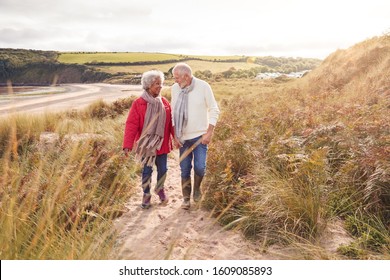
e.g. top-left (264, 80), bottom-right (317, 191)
top-left (141, 155), bottom-right (156, 167)
top-left (135, 134), bottom-right (163, 167)
top-left (135, 91), bottom-right (166, 167)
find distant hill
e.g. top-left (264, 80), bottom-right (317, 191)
top-left (0, 48), bottom-right (58, 66)
top-left (0, 48), bottom-right (321, 85)
top-left (304, 35), bottom-right (390, 96)
top-left (58, 51), bottom-right (321, 74)
top-left (0, 49), bottom-right (111, 85)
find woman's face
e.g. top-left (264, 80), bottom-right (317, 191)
top-left (148, 78), bottom-right (162, 98)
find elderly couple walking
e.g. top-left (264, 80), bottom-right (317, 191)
top-left (123, 63), bottom-right (220, 210)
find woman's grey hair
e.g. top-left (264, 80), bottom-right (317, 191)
top-left (173, 63), bottom-right (192, 77)
top-left (141, 70), bottom-right (165, 90)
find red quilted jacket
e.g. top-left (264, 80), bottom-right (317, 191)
top-left (123, 96), bottom-right (174, 155)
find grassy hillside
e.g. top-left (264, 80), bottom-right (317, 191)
top-left (58, 52), bottom-right (183, 64)
top-left (1, 49), bottom-right (321, 85)
top-left (0, 49), bottom-right (110, 85)
top-left (0, 48), bottom-right (58, 66)
top-left (1, 36), bottom-right (388, 260)
top-left (305, 35), bottom-right (390, 95)
top-left (58, 51), bottom-right (320, 76)
top-left (58, 52), bottom-right (249, 64)
top-left (96, 60), bottom-right (258, 75)
top-left (203, 35), bottom-right (390, 259)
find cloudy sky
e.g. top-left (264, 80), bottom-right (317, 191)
top-left (0, 0), bottom-right (389, 58)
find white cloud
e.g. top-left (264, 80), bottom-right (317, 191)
top-left (0, 0), bottom-right (389, 58)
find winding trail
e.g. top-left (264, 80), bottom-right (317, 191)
top-left (112, 150), bottom-right (354, 260)
top-left (112, 151), bottom-right (273, 260)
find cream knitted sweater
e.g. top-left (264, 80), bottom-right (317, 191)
top-left (171, 77), bottom-right (220, 141)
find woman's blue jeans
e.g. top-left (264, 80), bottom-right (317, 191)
top-left (179, 136), bottom-right (208, 179)
top-left (141, 154), bottom-right (168, 194)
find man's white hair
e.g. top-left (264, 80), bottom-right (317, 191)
top-left (173, 63), bottom-right (192, 77)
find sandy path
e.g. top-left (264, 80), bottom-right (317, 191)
top-left (113, 150), bottom-right (271, 260)
top-left (112, 150), bottom-right (355, 260)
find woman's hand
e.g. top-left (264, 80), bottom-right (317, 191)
top-left (123, 148), bottom-right (131, 157)
top-left (173, 136), bottom-right (182, 149)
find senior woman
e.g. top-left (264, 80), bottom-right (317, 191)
top-left (123, 70), bottom-right (174, 209)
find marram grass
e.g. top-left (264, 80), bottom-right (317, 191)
top-left (0, 100), bottom-right (138, 260)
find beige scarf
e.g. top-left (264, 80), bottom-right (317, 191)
top-left (135, 90), bottom-right (166, 166)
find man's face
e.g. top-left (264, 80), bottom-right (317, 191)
top-left (173, 71), bottom-right (189, 89)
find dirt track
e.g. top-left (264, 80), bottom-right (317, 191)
top-left (0, 83), bottom-right (142, 116)
top-left (112, 152), bottom-right (354, 260)
top-left (113, 151), bottom-right (272, 260)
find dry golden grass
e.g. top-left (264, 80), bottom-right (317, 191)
top-left (1, 35), bottom-right (388, 260)
top-left (203, 35), bottom-right (390, 259)
top-left (0, 99), bottom-right (139, 259)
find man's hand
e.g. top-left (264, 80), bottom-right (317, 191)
top-left (201, 131), bottom-right (212, 145)
top-left (201, 124), bottom-right (215, 145)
